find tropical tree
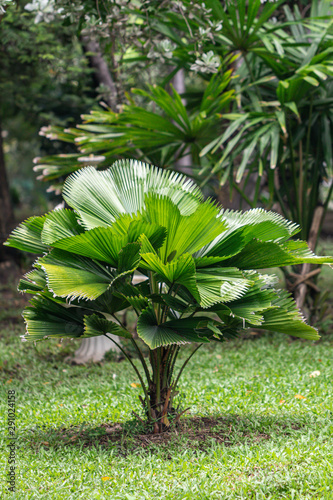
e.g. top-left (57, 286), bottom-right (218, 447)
top-left (5, 160), bottom-right (333, 432)
top-left (33, 71), bottom-right (234, 192)
top-left (25, 0), bottom-right (333, 323)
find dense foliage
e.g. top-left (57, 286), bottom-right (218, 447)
top-left (26, 0), bottom-right (333, 317)
top-left (5, 160), bottom-right (333, 431)
top-left (33, 0), bottom-right (333, 239)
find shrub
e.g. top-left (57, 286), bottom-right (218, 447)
top-left (5, 160), bottom-right (333, 432)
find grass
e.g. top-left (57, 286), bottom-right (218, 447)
top-left (1, 262), bottom-right (333, 499)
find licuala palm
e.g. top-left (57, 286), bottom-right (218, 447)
top-left (5, 160), bottom-right (333, 433)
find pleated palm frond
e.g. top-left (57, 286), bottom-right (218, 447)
top-left (5, 160), bottom-right (333, 346)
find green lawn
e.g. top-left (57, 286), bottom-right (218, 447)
top-left (1, 294), bottom-right (333, 500)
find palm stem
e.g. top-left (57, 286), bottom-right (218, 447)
top-left (104, 334), bottom-right (152, 419)
top-left (233, 182), bottom-right (255, 208)
top-left (130, 338), bottom-right (151, 384)
top-left (168, 345), bottom-right (180, 386)
top-left (156, 347), bottom-right (161, 406)
top-left (172, 343), bottom-right (203, 393)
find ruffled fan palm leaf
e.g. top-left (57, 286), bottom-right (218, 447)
top-left (5, 160), bottom-right (333, 432)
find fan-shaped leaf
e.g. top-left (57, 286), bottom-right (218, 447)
top-left (63, 160), bottom-right (203, 229)
top-left (23, 295), bottom-right (85, 341)
top-left (199, 208), bottom-right (300, 258)
top-left (38, 250), bottom-right (113, 300)
top-left (137, 306), bottom-right (213, 348)
top-left (41, 209), bottom-right (84, 245)
top-left (5, 216), bottom-right (48, 254)
top-left (48, 220), bottom-right (166, 267)
top-left (118, 242), bottom-right (141, 274)
top-left (196, 268), bottom-right (251, 308)
top-left (83, 314), bottom-right (132, 339)
top-left (257, 290), bottom-right (319, 340)
top-left (140, 252), bottom-right (200, 301)
top-left (48, 227), bottom-right (120, 266)
top-left (143, 195), bottom-right (226, 262)
top-left (225, 239), bottom-right (333, 269)
top-left (18, 268), bottom-right (47, 294)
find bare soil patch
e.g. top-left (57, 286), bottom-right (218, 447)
top-left (24, 415), bottom-right (305, 456)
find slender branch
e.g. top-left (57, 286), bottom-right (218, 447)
top-left (168, 345), bottom-right (180, 385)
top-left (156, 347), bottom-right (161, 406)
top-left (274, 187), bottom-right (291, 220)
top-left (172, 344), bottom-right (203, 392)
top-left (161, 285), bottom-right (173, 323)
top-left (149, 350), bottom-right (156, 382)
top-left (178, 2), bottom-right (193, 39)
top-left (161, 387), bottom-right (172, 418)
top-left (187, 308), bottom-right (198, 320)
top-left (289, 268), bottom-right (321, 290)
top-left (162, 346), bottom-right (173, 387)
top-left (104, 334), bottom-right (152, 419)
top-left (232, 182), bottom-right (255, 208)
top-left (175, 407), bottom-right (191, 424)
top-left (130, 338), bottom-right (151, 384)
top-left (111, 313), bottom-right (126, 330)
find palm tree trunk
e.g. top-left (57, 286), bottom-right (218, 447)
top-left (295, 205), bottom-right (324, 314)
top-left (81, 33), bottom-right (118, 111)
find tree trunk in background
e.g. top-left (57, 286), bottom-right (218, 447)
top-left (0, 119), bottom-right (14, 260)
top-left (295, 205), bottom-right (324, 315)
top-left (81, 34), bottom-right (118, 111)
top-left (172, 69), bottom-right (192, 175)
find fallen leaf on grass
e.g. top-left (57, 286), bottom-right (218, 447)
top-left (6, 379), bottom-right (12, 384)
top-left (279, 399), bottom-right (285, 405)
top-left (130, 383), bottom-right (141, 388)
top-left (309, 370), bottom-right (320, 378)
top-left (216, 355), bottom-right (222, 359)
top-left (295, 394), bottom-right (306, 400)
top-left (101, 476), bottom-right (112, 482)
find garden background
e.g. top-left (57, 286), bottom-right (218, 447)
top-left (1, 1), bottom-right (333, 498)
